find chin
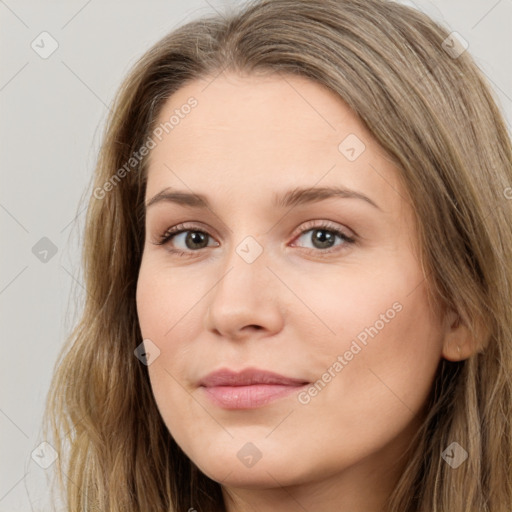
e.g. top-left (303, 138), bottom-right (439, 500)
top-left (199, 460), bottom-right (303, 489)
top-left (184, 438), bottom-right (317, 489)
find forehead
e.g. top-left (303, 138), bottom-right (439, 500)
top-left (149, 72), bottom-right (372, 157)
top-left (145, 72), bottom-right (408, 215)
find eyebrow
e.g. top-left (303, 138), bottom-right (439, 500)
top-left (145, 186), bottom-right (381, 211)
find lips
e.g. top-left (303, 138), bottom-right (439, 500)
top-left (199, 368), bottom-right (309, 409)
top-left (200, 368), bottom-right (308, 387)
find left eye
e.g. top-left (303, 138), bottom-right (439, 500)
top-left (293, 226), bottom-right (355, 251)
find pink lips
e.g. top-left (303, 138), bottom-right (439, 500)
top-left (199, 368), bottom-right (309, 409)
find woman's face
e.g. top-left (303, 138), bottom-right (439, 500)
top-left (136, 72), bottom-right (453, 505)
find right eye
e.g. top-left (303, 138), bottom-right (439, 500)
top-left (153, 223), bottom-right (220, 256)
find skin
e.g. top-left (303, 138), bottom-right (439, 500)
top-left (136, 72), bottom-right (471, 512)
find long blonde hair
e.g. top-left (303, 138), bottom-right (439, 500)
top-left (43, 0), bottom-right (512, 510)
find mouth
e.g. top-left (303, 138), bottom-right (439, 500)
top-left (199, 368), bottom-right (310, 409)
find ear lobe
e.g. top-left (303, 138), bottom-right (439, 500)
top-left (441, 309), bottom-right (480, 362)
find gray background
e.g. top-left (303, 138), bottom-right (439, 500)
top-left (1, 0), bottom-right (511, 509)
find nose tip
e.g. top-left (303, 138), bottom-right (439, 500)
top-left (204, 267), bottom-right (284, 341)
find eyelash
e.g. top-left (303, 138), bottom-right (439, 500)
top-left (153, 220), bottom-right (356, 258)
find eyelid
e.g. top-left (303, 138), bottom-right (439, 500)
top-left (289, 219), bottom-right (355, 241)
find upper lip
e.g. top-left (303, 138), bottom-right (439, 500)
top-left (199, 368), bottom-right (309, 387)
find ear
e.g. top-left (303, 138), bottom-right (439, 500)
top-left (441, 309), bottom-right (480, 362)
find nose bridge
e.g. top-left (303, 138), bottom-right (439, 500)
top-left (205, 231), bottom-right (284, 336)
top-left (214, 233), bottom-right (269, 303)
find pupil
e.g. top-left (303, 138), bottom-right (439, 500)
top-left (313, 229), bottom-right (334, 249)
top-left (187, 231), bottom-right (207, 249)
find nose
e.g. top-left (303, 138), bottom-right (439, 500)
top-left (204, 243), bottom-right (285, 341)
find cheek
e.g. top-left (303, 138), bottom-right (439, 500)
top-left (136, 260), bottom-right (204, 340)
top-left (343, 295), bottom-right (443, 402)
top-left (135, 260), bottom-right (209, 431)
top-left (309, 267), bottom-right (444, 436)
top-left (355, 271), bottom-right (441, 382)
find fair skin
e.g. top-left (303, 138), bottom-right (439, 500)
top-left (136, 72), bottom-right (471, 512)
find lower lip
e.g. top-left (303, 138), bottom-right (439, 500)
top-left (201, 384), bottom-right (307, 409)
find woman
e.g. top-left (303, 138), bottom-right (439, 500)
top-left (44, 0), bottom-right (512, 510)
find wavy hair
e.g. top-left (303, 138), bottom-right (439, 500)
top-left (43, 0), bottom-right (512, 510)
